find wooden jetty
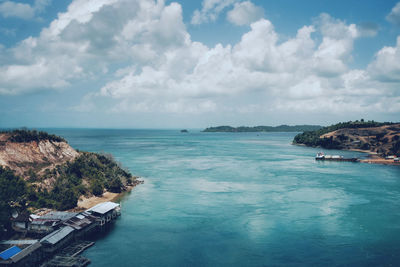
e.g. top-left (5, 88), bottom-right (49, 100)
top-left (40, 241), bottom-right (94, 267)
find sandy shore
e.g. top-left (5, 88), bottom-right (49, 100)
top-left (359, 157), bottom-right (400, 166)
top-left (76, 191), bottom-right (122, 210)
top-left (72, 180), bottom-right (143, 211)
top-left (346, 150), bottom-right (399, 166)
top-left (346, 149), bottom-right (399, 166)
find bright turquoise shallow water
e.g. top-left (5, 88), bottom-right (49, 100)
top-left (49, 129), bottom-right (400, 266)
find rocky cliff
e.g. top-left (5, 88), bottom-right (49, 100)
top-left (0, 130), bottom-right (136, 211)
top-left (0, 133), bottom-right (79, 179)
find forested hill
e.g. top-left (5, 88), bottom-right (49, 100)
top-left (0, 129), bottom-right (137, 234)
top-left (293, 120), bottom-right (400, 156)
top-left (203, 125), bottom-right (322, 132)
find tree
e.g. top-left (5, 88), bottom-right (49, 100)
top-left (0, 167), bottom-right (27, 236)
top-left (106, 177), bottom-right (123, 193)
top-left (54, 186), bottom-right (78, 210)
top-left (391, 140), bottom-right (400, 155)
top-left (90, 180), bottom-right (104, 196)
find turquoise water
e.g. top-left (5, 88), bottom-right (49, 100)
top-left (49, 129), bottom-right (400, 266)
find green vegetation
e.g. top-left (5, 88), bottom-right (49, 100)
top-left (0, 152), bottom-right (134, 235)
top-left (391, 140), bottom-right (400, 155)
top-left (0, 130), bottom-right (137, 237)
top-left (30, 152), bottom-right (134, 210)
top-left (0, 166), bottom-right (27, 238)
top-left (293, 120), bottom-right (396, 149)
top-left (1, 129), bottom-right (66, 143)
top-left (203, 125), bottom-right (322, 132)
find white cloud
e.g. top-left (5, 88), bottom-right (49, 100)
top-left (0, 0), bottom-right (51, 20)
top-left (97, 14), bottom-right (396, 115)
top-left (387, 2), bottom-right (400, 25)
top-left (226, 1), bottom-right (264, 26)
top-left (312, 13), bottom-right (359, 77)
top-left (191, 0), bottom-right (237, 25)
top-left (0, 0), bottom-right (399, 119)
top-left (368, 36), bottom-right (400, 82)
top-left (43, 0), bottom-right (118, 38)
top-left (0, 1), bottom-right (34, 19)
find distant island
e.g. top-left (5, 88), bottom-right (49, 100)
top-left (0, 129), bottom-right (141, 237)
top-left (203, 125), bottom-right (322, 133)
top-left (292, 120), bottom-right (400, 164)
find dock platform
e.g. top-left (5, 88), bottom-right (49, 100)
top-left (41, 255), bottom-right (90, 267)
top-left (40, 241), bottom-right (94, 267)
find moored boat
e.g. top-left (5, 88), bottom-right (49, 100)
top-left (315, 152), bottom-right (358, 162)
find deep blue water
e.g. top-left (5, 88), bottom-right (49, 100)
top-left (48, 129), bottom-right (400, 266)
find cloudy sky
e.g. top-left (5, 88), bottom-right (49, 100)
top-left (0, 0), bottom-right (400, 128)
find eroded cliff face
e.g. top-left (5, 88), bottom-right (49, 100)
top-left (0, 133), bottom-right (79, 179)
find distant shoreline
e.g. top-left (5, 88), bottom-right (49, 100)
top-left (203, 125), bottom-right (322, 133)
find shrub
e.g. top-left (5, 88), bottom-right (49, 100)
top-left (2, 129), bottom-right (66, 143)
top-left (90, 180), bottom-right (104, 196)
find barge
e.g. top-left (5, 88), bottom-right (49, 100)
top-left (315, 152), bottom-right (358, 162)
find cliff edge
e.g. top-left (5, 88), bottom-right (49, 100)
top-left (0, 131), bottom-right (79, 179)
top-left (0, 129), bottom-right (137, 212)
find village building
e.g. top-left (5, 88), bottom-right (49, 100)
top-left (10, 211), bottom-right (77, 235)
top-left (0, 242), bottom-right (43, 266)
top-left (1, 201), bottom-right (121, 266)
top-left (40, 226), bottom-right (75, 254)
top-left (63, 212), bottom-right (97, 238)
top-left (86, 202), bottom-right (121, 227)
top-left (29, 212), bottom-right (77, 235)
top-left (10, 213), bottom-right (30, 233)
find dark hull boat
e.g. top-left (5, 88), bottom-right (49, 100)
top-left (315, 152), bottom-right (358, 162)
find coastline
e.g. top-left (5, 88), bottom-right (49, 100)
top-left (72, 179), bottom-right (143, 211)
top-left (358, 155), bottom-right (400, 166)
top-left (294, 143), bottom-right (399, 166)
top-left (339, 148), bottom-right (399, 166)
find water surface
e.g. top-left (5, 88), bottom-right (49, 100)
top-left (49, 129), bottom-right (400, 266)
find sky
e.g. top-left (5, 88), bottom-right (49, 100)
top-left (0, 0), bottom-right (400, 128)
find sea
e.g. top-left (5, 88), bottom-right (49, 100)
top-left (47, 129), bottom-right (400, 267)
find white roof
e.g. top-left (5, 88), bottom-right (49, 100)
top-left (87, 202), bottom-right (119, 215)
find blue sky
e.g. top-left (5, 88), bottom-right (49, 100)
top-left (0, 0), bottom-right (400, 128)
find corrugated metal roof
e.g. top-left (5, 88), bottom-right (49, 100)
top-left (39, 211), bottom-right (77, 221)
top-left (40, 226), bottom-right (74, 245)
top-left (0, 246), bottom-right (21, 260)
top-left (63, 213), bottom-right (96, 230)
top-left (10, 242), bottom-right (41, 262)
top-left (87, 202), bottom-right (119, 215)
top-left (0, 240), bottom-right (37, 245)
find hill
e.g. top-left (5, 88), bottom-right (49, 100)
top-left (293, 121), bottom-right (400, 156)
top-left (203, 125), bottom-right (322, 132)
top-left (0, 129), bottom-right (79, 178)
top-left (0, 129), bottom-right (137, 234)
